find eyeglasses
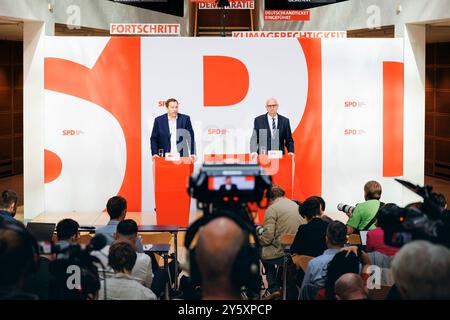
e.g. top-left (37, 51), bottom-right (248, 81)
top-left (266, 104), bottom-right (278, 108)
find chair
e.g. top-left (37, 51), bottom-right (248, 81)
top-left (368, 285), bottom-right (392, 300)
top-left (291, 255), bottom-right (314, 272)
top-left (139, 232), bottom-right (172, 267)
top-left (78, 233), bottom-right (94, 245)
top-left (347, 234), bottom-right (362, 245)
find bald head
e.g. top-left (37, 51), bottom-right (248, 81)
top-left (265, 98), bottom-right (279, 118)
top-left (195, 217), bottom-right (246, 297)
top-left (335, 273), bottom-right (368, 300)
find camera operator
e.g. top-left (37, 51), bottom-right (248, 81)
top-left (346, 180), bottom-right (383, 235)
top-left (195, 216), bottom-right (248, 300)
top-left (257, 185), bottom-right (306, 299)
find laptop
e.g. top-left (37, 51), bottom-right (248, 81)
top-left (26, 222), bottom-right (56, 242)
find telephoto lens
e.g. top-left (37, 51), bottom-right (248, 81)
top-left (337, 203), bottom-right (355, 217)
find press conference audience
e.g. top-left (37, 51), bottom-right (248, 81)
top-left (0, 190), bottom-right (19, 222)
top-left (195, 217), bottom-right (247, 300)
top-left (56, 218), bottom-right (80, 243)
top-left (299, 220), bottom-right (347, 300)
top-left (391, 240), bottom-right (450, 299)
top-left (96, 196), bottom-right (144, 253)
top-left (335, 273), bottom-right (369, 300)
top-left (257, 185), bottom-right (305, 299)
top-left (0, 219), bottom-right (38, 300)
top-left (346, 180), bottom-right (383, 235)
top-left (99, 241), bottom-right (156, 300)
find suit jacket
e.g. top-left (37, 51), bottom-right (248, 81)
top-left (218, 184), bottom-right (238, 192)
top-left (250, 113), bottom-right (295, 154)
top-left (150, 113), bottom-right (196, 157)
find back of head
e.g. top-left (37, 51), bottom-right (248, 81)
top-left (116, 219), bottom-right (138, 237)
top-left (0, 190), bottom-right (18, 216)
top-left (325, 251), bottom-right (360, 300)
top-left (326, 221), bottom-right (347, 247)
top-left (0, 220), bottom-right (37, 290)
top-left (195, 217), bottom-right (247, 298)
top-left (56, 218), bottom-right (80, 242)
top-left (391, 240), bottom-right (450, 299)
top-left (308, 196), bottom-right (326, 211)
top-left (364, 181), bottom-right (382, 200)
top-left (108, 241), bottom-right (136, 273)
top-left (335, 273), bottom-right (368, 300)
top-left (106, 196), bottom-right (127, 220)
top-left (267, 185), bottom-right (285, 202)
top-left (299, 197), bottom-right (322, 220)
top-left (434, 193), bottom-right (447, 209)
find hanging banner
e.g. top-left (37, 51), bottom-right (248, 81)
top-left (232, 31), bottom-right (347, 38)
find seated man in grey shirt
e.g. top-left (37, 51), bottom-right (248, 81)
top-left (96, 196), bottom-right (143, 253)
top-left (300, 221), bottom-right (348, 299)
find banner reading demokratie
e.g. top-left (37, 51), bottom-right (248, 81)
top-left (232, 31), bottom-right (347, 38)
top-left (197, 0), bottom-right (255, 9)
top-left (110, 23), bottom-right (180, 35)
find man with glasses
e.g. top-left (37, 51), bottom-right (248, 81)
top-left (250, 98), bottom-right (295, 160)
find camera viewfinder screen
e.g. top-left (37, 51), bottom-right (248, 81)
top-left (208, 176), bottom-right (255, 191)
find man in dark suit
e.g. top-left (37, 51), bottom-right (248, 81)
top-left (218, 177), bottom-right (238, 193)
top-left (250, 98), bottom-right (295, 159)
top-left (150, 98), bottom-right (197, 161)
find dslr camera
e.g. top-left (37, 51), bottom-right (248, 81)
top-left (377, 179), bottom-right (450, 248)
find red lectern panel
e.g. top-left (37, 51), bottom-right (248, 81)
top-left (257, 155), bottom-right (294, 222)
top-left (153, 157), bottom-right (193, 227)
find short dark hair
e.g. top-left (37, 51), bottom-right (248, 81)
top-left (309, 196), bottom-right (326, 211)
top-left (326, 221), bottom-right (347, 246)
top-left (0, 222), bottom-right (36, 289)
top-left (106, 196), bottom-right (127, 219)
top-left (117, 219), bottom-right (138, 236)
top-left (0, 190), bottom-right (18, 210)
top-left (108, 241), bottom-right (136, 272)
top-left (56, 219), bottom-right (80, 241)
top-left (165, 98), bottom-right (178, 108)
top-left (267, 185), bottom-right (285, 201)
top-left (299, 198), bottom-right (321, 219)
top-left (364, 181), bottom-right (382, 200)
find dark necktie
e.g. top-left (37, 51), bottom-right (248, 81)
top-left (272, 118), bottom-right (276, 130)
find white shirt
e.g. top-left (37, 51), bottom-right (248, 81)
top-left (99, 273), bottom-right (157, 300)
top-left (92, 245), bottom-right (153, 289)
top-left (168, 116), bottom-right (178, 154)
top-left (267, 114), bottom-right (278, 137)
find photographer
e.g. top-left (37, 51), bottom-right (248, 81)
top-left (257, 185), bottom-right (305, 299)
top-left (346, 180), bottom-right (383, 235)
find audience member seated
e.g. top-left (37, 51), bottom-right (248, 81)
top-left (0, 219), bottom-right (38, 300)
top-left (335, 273), bottom-right (369, 300)
top-left (318, 246), bottom-right (371, 300)
top-left (299, 220), bottom-right (347, 300)
top-left (93, 219), bottom-right (168, 297)
top-left (391, 240), bottom-right (450, 300)
top-left (25, 218), bottom-right (79, 299)
top-left (96, 195), bottom-right (143, 252)
top-left (195, 217), bottom-right (249, 300)
top-left (0, 190), bottom-right (19, 223)
top-left (99, 241), bottom-right (156, 300)
top-left (257, 185), bottom-right (306, 299)
top-left (291, 197), bottom-right (329, 257)
top-left (365, 204), bottom-right (400, 257)
top-left (346, 180), bottom-right (383, 235)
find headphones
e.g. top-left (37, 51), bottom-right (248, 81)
top-left (0, 218), bottom-right (40, 274)
top-left (184, 209), bottom-right (261, 296)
